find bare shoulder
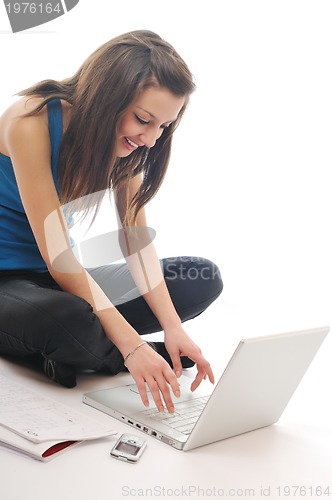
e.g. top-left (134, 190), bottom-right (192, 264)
top-left (0, 96), bottom-right (49, 157)
top-left (0, 96), bottom-right (51, 159)
top-left (2, 95), bottom-right (48, 118)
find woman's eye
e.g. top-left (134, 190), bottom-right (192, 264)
top-left (135, 114), bottom-right (149, 125)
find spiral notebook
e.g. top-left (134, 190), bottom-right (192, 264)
top-left (0, 374), bottom-right (117, 461)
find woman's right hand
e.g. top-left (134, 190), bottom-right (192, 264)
top-left (124, 342), bottom-right (181, 413)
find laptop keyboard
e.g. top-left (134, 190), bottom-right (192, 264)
top-left (139, 396), bottom-right (210, 434)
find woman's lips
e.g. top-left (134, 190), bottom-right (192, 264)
top-left (124, 136), bottom-right (139, 150)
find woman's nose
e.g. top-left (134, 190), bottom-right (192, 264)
top-left (141, 127), bottom-right (162, 148)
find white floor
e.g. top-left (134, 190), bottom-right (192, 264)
top-left (1, 298), bottom-right (331, 500)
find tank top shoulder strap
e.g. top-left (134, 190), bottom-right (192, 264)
top-left (46, 98), bottom-right (63, 192)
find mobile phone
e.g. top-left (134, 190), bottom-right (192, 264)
top-left (110, 433), bottom-right (147, 463)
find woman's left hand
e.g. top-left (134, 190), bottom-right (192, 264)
top-left (164, 325), bottom-right (215, 391)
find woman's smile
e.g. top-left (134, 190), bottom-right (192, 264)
top-left (123, 136), bottom-right (140, 151)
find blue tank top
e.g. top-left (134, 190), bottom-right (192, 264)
top-left (0, 99), bottom-right (63, 272)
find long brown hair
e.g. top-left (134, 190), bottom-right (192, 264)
top-left (19, 30), bottom-right (195, 225)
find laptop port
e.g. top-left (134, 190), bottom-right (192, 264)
top-left (136, 424), bottom-right (141, 429)
top-left (151, 431), bottom-right (157, 437)
top-left (128, 420), bottom-right (134, 425)
top-left (161, 436), bottom-right (174, 445)
top-left (143, 427), bottom-right (148, 433)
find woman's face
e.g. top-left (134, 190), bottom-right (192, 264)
top-left (116, 86), bottom-right (185, 157)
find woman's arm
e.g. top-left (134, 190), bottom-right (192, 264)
top-left (5, 108), bottom-right (180, 411)
top-left (115, 175), bottom-right (215, 390)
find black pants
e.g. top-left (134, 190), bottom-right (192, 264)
top-left (0, 256), bottom-right (222, 375)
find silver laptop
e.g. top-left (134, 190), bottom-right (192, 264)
top-left (83, 327), bottom-right (329, 451)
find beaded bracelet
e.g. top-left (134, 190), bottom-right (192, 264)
top-left (123, 341), bottom-right (147, 368)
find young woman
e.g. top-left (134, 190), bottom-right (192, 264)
top-left (0, 30), bottom-right (222, 413)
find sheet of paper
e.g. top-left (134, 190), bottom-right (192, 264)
top-left (0, 373), bottom-right (117, 443)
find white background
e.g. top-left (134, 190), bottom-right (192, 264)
top-left (0, 1), bottom-right (331, 499)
